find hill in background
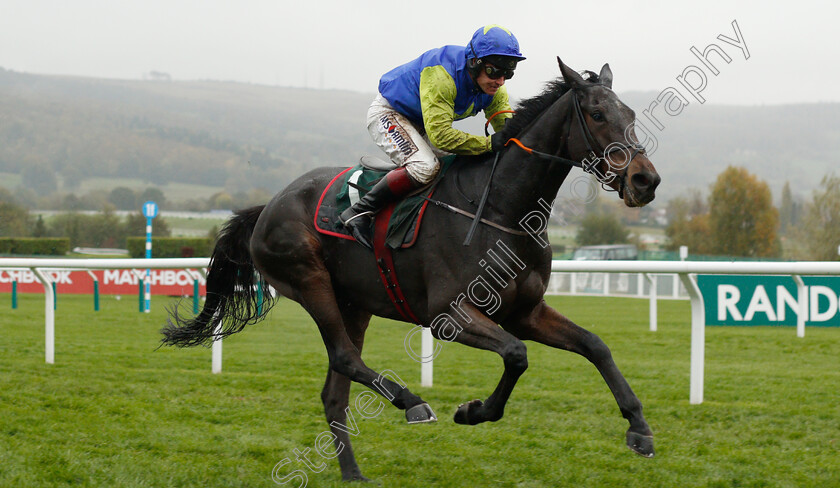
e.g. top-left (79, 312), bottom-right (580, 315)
top-left (1, 67), bottom-right (837, 207)
top-left (0, 68), bottom-right (377, 203)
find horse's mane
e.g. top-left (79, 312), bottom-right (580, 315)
top-left (500, 70), bottom-right (600, 139)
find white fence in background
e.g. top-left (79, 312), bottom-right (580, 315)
top-left (545, 271), bottom-right (688, 334)
top-left (548, 260), bottom-right (840, 404)
top-left (0, 258), bottom-right (216, 370)
top-left (4, 258), bottom-right (840, 405)
top-left (547, 271), bottom-right (688, 300)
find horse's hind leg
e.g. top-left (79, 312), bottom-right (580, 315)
top-left (321, 306), bottom-right (371, 482)
top-left (504, 300), bottom-right (654, 457)
top-left (297, 274), bottom-right (430, 416)
top-left (260, 261), bottom-right (431, 426)
top-left (253, 223), bottom-right (431, 421)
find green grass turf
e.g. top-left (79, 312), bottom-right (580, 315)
top-left (0, 293), bottom-right (838, 487)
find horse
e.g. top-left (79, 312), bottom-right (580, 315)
top-left (161, 58), bottom-right (661, 482)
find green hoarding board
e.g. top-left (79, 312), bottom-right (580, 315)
top-left (697, 275), bottom-right (840, 327)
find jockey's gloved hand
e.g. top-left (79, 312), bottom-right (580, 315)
top-left (490, 132), bottom-right (507, 152)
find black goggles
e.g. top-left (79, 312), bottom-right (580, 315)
top-left (483, 64), bottom-right (515, 80)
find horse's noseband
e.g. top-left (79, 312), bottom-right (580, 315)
top-left (571, 88), bottom-right (644, 197)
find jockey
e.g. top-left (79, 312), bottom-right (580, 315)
top-left (339, 25), bottom-right (526, 249)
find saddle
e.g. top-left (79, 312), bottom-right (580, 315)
top-left (315, 155), bottom-right (456, 249)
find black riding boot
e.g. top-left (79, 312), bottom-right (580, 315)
top-left (339, 166), bottom-right (419, 250)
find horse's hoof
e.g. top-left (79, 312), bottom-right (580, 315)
top-left (405, 403), bottom-right (437, 424)
top-left (453, 399), bottom-right (484, 425)
top-left (342, 474), bottom-right (374, 483)
top-left (626, 431), bottom-right (655, 457)
top-left (341, 468), bottom-right (374, 483)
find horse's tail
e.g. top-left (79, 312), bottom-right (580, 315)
top-left (160, 205), bottom-right (276, 348)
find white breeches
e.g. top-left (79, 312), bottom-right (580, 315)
top-left (366, 94), bottom-right (450, 184)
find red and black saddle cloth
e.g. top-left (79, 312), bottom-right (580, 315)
top-left (314, 156), bottom-right (455, 249)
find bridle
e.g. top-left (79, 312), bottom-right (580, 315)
top-left (496, 86), bottom-right (646, 197)
top-left (465, 84), bottom-right (644, 245)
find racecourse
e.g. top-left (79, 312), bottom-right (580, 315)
top-left (0, 293), bottom-right (837, 487)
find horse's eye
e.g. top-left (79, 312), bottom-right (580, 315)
top-left (591, 112), bottom-right (604, 122)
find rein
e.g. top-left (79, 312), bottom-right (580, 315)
top-left (463, 150), bottom-right (501, 246)
top-left (504, 137), bottom-right (582, 168)
top-left (488, 90), bottom-right (645, 174)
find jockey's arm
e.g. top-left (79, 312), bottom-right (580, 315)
top-left (419, 66), bottom-right (502, 155)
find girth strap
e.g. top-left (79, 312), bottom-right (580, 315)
top-left (372, 203), bottom-right (421, 324)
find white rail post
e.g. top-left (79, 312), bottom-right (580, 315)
top-left (645, 273), bottom-right (658, 332)
top-left (184, 268), bottom-right (219, 373)
top-left (211, 272), bottom-right (222, 374)
top-left (793, 275), bottom-right (807, 338)
top-left (674, 246), bottom-right (688, 299)
top-left (421, 328), bottom-right (433, 387)
top-left (1, 257), bottom-right (210, 365)
top-left (679, 272), bottom-right (705, 404)
top-left (212, 327), bottom-right (223, 374)
top-left (32, 268), bottom-right (55, 364)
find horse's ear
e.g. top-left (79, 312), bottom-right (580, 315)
top-left (557, 57), bottom-right (586, 89)
top-left (599, 63), bottom-right (613, 88)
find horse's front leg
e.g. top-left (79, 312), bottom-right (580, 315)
top-left (440, 303), bottom-right (529, 425)
top-left (504, 300), bottom-right (654, 457)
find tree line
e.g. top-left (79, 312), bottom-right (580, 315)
top-left (0, 187), bottom-right (173, 249)
top-left (663, 167), bottom-right (838, 260)
top-left (6, 184), bottom-right (272, 213)
top-left (4, 165), bottom-right (839, 261)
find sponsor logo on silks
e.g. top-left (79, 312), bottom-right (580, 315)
top-left (380, 115), bottom-right (418, 158)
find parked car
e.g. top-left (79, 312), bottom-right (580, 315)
top-left (571, 244), bottom-right (638, 260)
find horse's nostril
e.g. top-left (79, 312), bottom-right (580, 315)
top-left (631, 173), bottom-right (650, 191)
top-left (631, 172), bottom-right (660, 193)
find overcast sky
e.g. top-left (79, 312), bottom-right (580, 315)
top-left (1, 0), bottom-right (837, 105)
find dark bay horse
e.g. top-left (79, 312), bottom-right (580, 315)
top-left (162, 59), bottom-right (661, 481)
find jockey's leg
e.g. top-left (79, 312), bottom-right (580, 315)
top-left (339, 94), bottom-right (437, 249)
top-left (338, 166), bottom-right (420, 249)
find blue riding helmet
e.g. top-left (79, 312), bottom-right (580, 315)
top-left (468, 25), bottom-right (526, 64)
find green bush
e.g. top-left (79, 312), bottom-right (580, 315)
top-left (126, 237), bottom-right (213, 258)
top-left (0, 238), bottom-right (70, 256)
